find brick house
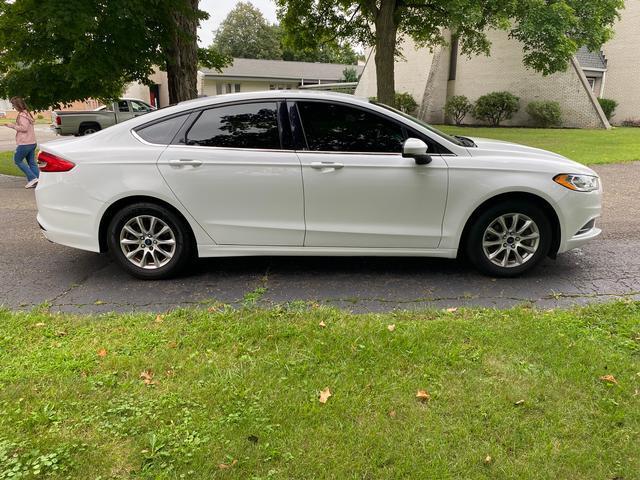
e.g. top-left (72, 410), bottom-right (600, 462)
top-left (355, 0), bottom-right (639, 128)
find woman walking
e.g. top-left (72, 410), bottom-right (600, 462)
top-left (4, 97), bottom-right (39, 188)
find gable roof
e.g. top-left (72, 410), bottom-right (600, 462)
top-left (200, 58), bottom-right (363, 82)
top-left (576, 47), bottom-right (608, 70)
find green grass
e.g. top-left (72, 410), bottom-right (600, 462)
top-left (0, 116), bottom-right (50, 125)
top-left (0, 150), bottom-right (22, 176)
top-left (0, 302), bottom-right (638, 479)
top-left (438, 125), bottom-right (640, 165)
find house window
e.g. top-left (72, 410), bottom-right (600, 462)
top-left (586, 77), bottom-right (596, 92)
top-left (269, 83), bottom-right (293, 90)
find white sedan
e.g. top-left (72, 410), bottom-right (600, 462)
top-left (35, 91), bottom-right (602, 279)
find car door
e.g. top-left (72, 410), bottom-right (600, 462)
top-left (116, 100), bottom-right (136, 122)
top-left (293, 100), bottom-right (449, 249)
top-left (130, 100), bottom-right (153, 117)
top-left (157, 101), bottom-right (305, 246)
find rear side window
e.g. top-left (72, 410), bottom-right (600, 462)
top-left (297, 101), bottom-right (405, 153)
top-left (135, 114), bottom-right (189, 145)
top-left (184, 102), bottom-right (281, 149)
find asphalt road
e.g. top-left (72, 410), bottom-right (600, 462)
top-left (1, 162), bottom-right (639, 313)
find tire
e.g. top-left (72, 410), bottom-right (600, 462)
top-left (465, 200), bottom-right (552, 277)
top-left (79, 124), bottom-right (100, 136)
top-left (106, 203), bottom-right (193, 280)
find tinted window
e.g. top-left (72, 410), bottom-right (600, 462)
top-left (297, 101), bottom-right (404, 153)
top-left (185, 102), bottom-right (280, 149)
top-left (118, 101), bottom-right (130, 113)
top-left (136, 114), bottom-right (189, 145)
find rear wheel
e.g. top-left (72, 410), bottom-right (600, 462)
top-left (107, 203), bottom-right (193, 279)
top-left (79, 124), bottom-right (100, 135)
top-left (465, 200), bottom-right (552, 277)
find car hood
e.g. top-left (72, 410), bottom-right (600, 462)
top-left (465, 137), bottom-right (596, 175)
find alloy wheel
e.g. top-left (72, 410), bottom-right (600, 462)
top-left (482, 213), bottom-right (540, 268)
top-left (119, 215), bottom-right (176, 269)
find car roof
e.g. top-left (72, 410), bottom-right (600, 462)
top-left (177, 90), bottom-right (372, 109)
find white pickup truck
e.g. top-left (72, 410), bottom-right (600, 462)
top-left (51, 98), bottom-right (155, 136)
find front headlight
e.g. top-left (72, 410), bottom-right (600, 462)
top-left (553, 174), bottom-right (599, 192)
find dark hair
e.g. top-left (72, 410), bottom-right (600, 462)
top-left (10, 97), bottom-right (34, 120)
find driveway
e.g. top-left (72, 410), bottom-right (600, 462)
top-left (1, 162), bottom-right (639, 313)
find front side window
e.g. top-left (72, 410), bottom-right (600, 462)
top-left (118, 101), bottom-right (130, 113)
top-left (297, 101), bottom-right (404, 153)
top-left (131, 100), bottom-right (150, 112)
top-left (184, 102), bottom-right (281, 149)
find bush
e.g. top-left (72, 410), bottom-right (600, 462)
top-left (621, 118), bottom-right (640, 127)
top-left (342, 67), bottom-right (358, 83)
top-left (444, 95), bottom-right (473, 125)
top-left (526, 101), bottom-right (562, 128)
top-left (473, 91), bottom-right (520, 126)
top-left (598, 98), bottom-right (618, 120)
top-left (369, 92), bottom-right (418, 114)
top-left (37, 114), bottom-right (44, 120)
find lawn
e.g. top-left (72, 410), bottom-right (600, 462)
top-left (439, 125), bottom-right (640, 165)
top-left (0, 116), bottom-right (51, 125)
top-left (0, 301), bottom-right (638, 479)
top-left (0, 150), bottom-right (21, 176)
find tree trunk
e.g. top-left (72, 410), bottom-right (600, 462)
top-left (166, 0), bottom-right (200, 105)
top-left (374, 0), bottom-right (398, 107)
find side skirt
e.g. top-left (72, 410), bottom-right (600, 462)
top-left (197, 245), bottom-right (458, 259)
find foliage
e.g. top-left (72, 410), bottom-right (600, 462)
top-left (438, 125), bottom-right (640, 165)
top-left (621, 118), bottom-right (640, 127)
top-left (0, 302), bottom-right (638, 477)
top-left (212, 1), bottom-right (283, 60)
top-left (276, 0), bottom-right (624, 106)
top-left (473, 92), bottom-right (520, 127)
top-left (598, 98), bottom-right (618, 120)
top-left (526, 101), bottom-right (563, 128)
top-left (211, 2), bottom-right (358, 64)
top-left (0, 0), bottom-right (229, 110)
top-left (444, 95), bottom-right (473, 125)
top-left (342, 67), bottom-right (359, 82)
top-left (369, 92), bottom-right (418, 113)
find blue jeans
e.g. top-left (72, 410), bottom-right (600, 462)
top-left (14, 144), bottom-right (39, 182)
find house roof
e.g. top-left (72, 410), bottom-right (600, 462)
top-left (200, 58), bottom-right (364, 82)
top-left (576, 47), bottom-right (608, 70)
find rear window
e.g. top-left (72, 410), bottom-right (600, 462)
top-left (135, 114), bottom-right (189, 145)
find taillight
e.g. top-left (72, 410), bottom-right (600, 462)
top-left (55, 116), bottom-right (61, 125)
top-left (37, 151), bottom-right (75, 172)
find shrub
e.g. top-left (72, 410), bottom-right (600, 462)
top-left (473, 91), bottom-right (520, 127)
top-left (621, 118), bottom-right (640, 127)
top-left (369, 92), bottom-right (418, 114)
top-left (598, 98), bottom-right (618, 120)
top-left (444, 95), bottom-right (473, 125)
top-left (342, 67), bottom-right (358, 83)
top-left (37, 114), bottom-right (44, 120)
top-left (526, 101), bottom-right (562, 128)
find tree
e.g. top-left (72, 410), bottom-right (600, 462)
top-left (0, 0), bottom-right (229, 110)
top-left (276, 0), bottom-right (624, 107)
top-left (212, 2), bottom-right (283, 60)
top-left (212, 2), bottom-right (358, 64)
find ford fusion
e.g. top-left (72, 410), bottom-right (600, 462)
top-left (35, 91), bottom-right (602, 279)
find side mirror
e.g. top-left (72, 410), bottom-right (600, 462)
top-left (402, 138), bottom-right (432, 165)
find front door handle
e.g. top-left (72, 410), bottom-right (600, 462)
top-left (310, 161), bottom-right (344, 171)
top-left (168, 159), bottom-right (203, 167)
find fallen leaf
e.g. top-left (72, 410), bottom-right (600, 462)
top-left (446, 307), bottom-right (458, 313)
top-left (167, 341), bottom-right (178, 349)
top-left (218, 459), bottom-right (237, 470)
top-left (97, 348), bottom-right (107, 358)
top-left (165, 369), bottom-right (175, 377)
top-left (140, 370), bottom-right (156, 386)
top-left (484, 455), bottom-right (493, 464)
top-left (319, 320), bottom-right (327, 328)
top-left (34, 322), bottom-right (46, 327)
top-left (600, 374), bottom-right (618, 384)
top-left (387, 324), bottom-right (396, 332)
top-left (416, 390), bottom-right (431, 402)
top-left (155, 315), bottom-right (164, 323)
top-left (56, 331), bottom-right (67, 337)
top-left (388, 410), bottom-right (397, 418)
top-left (514, 399), bottom-right (525, 406)
top-left (319, 387), bottom-right (332, 404)
top-left (94, 300), bottom-right (105, 305)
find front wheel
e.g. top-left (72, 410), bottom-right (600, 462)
top-left (465, 201), bottom-right (552, 277)
top-left (106, 203), bottom-right (193, 279)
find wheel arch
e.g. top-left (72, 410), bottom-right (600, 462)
top-left (98, 195), bottom-right (197, 253)
top-left (458, 191), bottom-right (561, 260)
top-left (79, 121), bottom-right (101, 134)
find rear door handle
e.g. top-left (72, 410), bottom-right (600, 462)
top-left (310, 161), bottom-right (344, 171)
top-left (168, 159), bottom-right (203, 167)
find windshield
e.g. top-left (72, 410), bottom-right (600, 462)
top-left (371, 101), bottom-right (465, 147)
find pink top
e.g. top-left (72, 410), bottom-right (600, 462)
top-left (7, 112), bottom-right (36, 145)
